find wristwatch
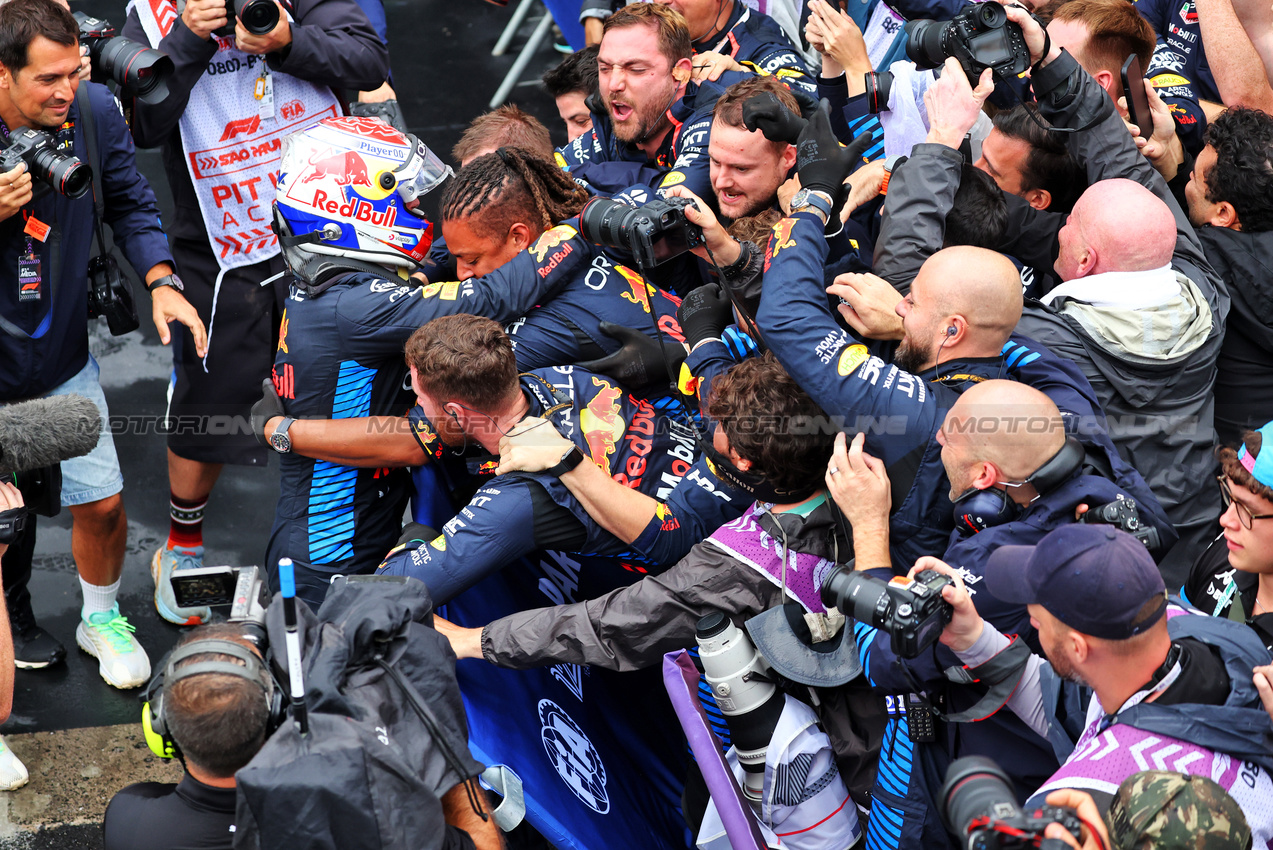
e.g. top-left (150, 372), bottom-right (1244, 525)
top-left (269, 417), bottom-right (296, 454)
top-left (789, 188), bottom-right (833, 220)
top-left (546, 444), bottom-right (586, 477)
top-left (879, 154), bottom-right (905, 196)
top-left (147, 273), bottom-right (185, 293)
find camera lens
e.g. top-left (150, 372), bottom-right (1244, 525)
top-left (819, 566), bottom-right (892, 628)
top-left (94, 37), bottom-right (174, 105)
top-left (903, 18), bottom-right (950, 70)
top-left (940, 756), bottom-right (1022, 837)
top-left (578, 197), bottom-right (640, 251)
top-left (978, 1), bottom-right (1007, 28)
top-left (235, 0), bottom-right (281, 35)
top-left (28, 146), bottom-right (90, 199)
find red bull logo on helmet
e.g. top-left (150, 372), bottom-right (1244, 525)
top-left (310, 190), bottom-right (398, 228)
top-left (303, 149), bottom-right (372, 186)
top-left (579, 378), bottom-right (626, 475)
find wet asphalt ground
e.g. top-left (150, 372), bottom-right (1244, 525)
top-left (2, 0), bottom-right (566, 843)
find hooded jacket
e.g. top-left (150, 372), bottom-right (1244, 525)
top-left (1006, 51), bottom-right (1227, 579)
top-left (1199, 226), bottom-right (1273, 446)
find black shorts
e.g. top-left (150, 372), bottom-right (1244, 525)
top-left (167, 237), bottom-right (287, 466)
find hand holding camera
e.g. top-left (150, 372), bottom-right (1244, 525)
top-left (923, 57), bottom-right (995, 149)
top-left (907, 557), bottom-right (984, 653)
top-left (235, 2), bottom-right (292, 55)
top-left (661, 186), bottom-right (740, 266)
top-left (0, 163), bottom-right (32, 223)
top-left (181, 0), bottom-right (230, 40)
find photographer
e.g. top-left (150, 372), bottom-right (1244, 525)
top-left (122, 0), bottom-right (388, 625)
top-left (924, 523), bottom-right (1273, 843)
top-left (821, 380), bottom-right (1170, 849)
top-left (0, 0), bottom-right (206, 687)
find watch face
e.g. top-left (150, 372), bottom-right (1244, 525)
top-left (270, 432), bottom-right (290, 452)
top-left (791, 189), bottom-right (809, 207)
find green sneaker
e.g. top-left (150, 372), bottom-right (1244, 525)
top-left (76, 605), bottom-right (151, 690)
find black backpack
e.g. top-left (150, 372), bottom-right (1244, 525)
top-left (234, 577), bottom-right (485, 850)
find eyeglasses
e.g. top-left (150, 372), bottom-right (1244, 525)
top-left (1218, 476), bottom-right (1273, 530)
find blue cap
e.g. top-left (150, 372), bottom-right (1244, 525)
top-left (1238, 421), bottom-right (1273, 489)
top-left (983, 525), bottom-right (1167, 640)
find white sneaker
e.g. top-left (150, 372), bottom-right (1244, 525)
top-left (76, 605), bottom-right (152, 690)
top-left (0, 736), bottom-right (29, 790)
top-left (151, 545), bottom-right (211, 626)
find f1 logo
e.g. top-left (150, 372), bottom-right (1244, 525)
top-left (219, 115), bottom-right (261, 142)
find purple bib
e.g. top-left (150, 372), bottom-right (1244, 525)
top-left (704, 503), bottom-right (838, 614)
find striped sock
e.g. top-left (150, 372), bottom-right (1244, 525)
top-left (168, 493), bottom-right (206, 549)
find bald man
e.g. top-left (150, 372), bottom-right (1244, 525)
top-left (818, 377), bottom-right (1173, 845)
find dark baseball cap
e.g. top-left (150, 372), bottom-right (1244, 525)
top-left (983, 525), bottom-right (1168, 640)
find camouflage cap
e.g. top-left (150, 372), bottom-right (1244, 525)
top-left (1107, 770), bottom-right (1252, 850)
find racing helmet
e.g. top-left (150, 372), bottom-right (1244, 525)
top-left (274, 116), bottom-right (451, 272)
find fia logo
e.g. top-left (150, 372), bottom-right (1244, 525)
top-left (539, 700), bottom-right (609, 814)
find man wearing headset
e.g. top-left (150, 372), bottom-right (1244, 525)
top-left (102, 623), bottom-right (501, 850)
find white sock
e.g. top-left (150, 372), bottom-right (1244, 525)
top-left (80, 577), bottom-right (120, 620)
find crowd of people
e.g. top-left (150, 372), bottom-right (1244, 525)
top-left (1, 0), bottom-right (1273, 844)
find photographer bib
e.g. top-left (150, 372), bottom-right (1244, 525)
top-left (133, 0), bottom-right (340, 273)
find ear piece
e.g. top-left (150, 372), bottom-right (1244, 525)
top-left (947, 326), bottom-right (958, 336)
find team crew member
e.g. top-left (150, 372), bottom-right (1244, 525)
top-left (375, 315), bottom-right (747, 604)
top-left (123, 0), bottom-right (389, 625)
top-left (556, 3), bottom-right (747, 202)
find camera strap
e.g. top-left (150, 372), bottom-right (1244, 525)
top-left (941, 634), bottom-right (1032, 722)
top-left (74, 86), bottom-right (113, 260)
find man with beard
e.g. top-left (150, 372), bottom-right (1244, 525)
top-left (556, 2), bottom-right (747, 202)
top-left (927, 524), bottom-right (1273, 842)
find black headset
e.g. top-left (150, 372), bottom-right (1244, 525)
top-left (951, 436), bottom-right (1085, 535)
top-left (142, 638), bottom-right (284, 760)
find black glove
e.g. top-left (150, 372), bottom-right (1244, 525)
top-left (795, 99), bottom-right (858, 210)
top-left (743, 92), bottom-right (808, 144)
top-left (678, 283), bottom-right (734, 350)
top-left (250, 377), bottom-right (285, 446)
top-left (576, 321), bottom-right (687, 394)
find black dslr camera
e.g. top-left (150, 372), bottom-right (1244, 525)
top-left (941, 756), bottom-right (1084, 849)
top-left (905, 1), bottom-right (1033, 81)
top-left (176, 0), bottom-right (281, 37)
top-left (171, 565), bottom-right (271, 647)
top-left (0, 128), bottom-right (90, 199)
top-left (821, 568), bottom-right (954, 659)
top-left (579, 195), bottom-right (705, 268)
top-left (1079, 494), bottom-right (1161, 551)
top-left (74, 13), bottom-right (174, 105)
top-left (86, 255), bottom-right (140, 336)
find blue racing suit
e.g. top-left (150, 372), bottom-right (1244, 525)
top-left (377, 368), bottom-right (748, 604)
top-left (691, 2), bottom-right (815, 97)
top-left (1135, 0), bottom-right (1213, 151)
